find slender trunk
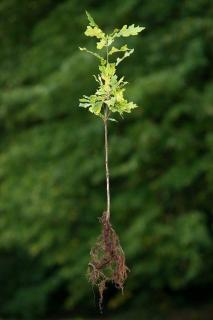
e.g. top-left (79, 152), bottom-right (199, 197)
top-left (104, 41), bottom-right (110, 220)
top-left (104, 108), bottom-right (110, 220)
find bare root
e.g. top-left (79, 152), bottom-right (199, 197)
top-left (87, 212), bottom-right (129, 311)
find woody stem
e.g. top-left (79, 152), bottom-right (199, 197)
top-left (104, 107), bottom-right (110, 220)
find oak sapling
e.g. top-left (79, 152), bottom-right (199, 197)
top-left (79, 11), bottom-right (145, 310)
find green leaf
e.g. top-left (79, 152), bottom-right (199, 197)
top-left (116, 49), bottom-right (134, 65)
top-left (97, 38), bottom-right (106, 49)
top-left (125, 101), bottom-right (138, 111)
top-left (109, 117), bottom-right (118, 122)
top-left (79, 98), bottom-right (89, 102)
top-left (89, 102), bottom-right (103, 115)
top-left (114, 24), bottom-right (145, 38)
top-left (99, 63), bottom-right (116, 81)
top-left (85, 11), bottom-right (97, 27)
top-left (108, 45), bottom-right (129, 55)
top-left (85, 26), bottom-right (105, 39)
top-left (79, 102), bottom-right (91, 108)
top-left (105, 97), bottom-right (116, 107)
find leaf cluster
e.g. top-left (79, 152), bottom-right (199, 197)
top-left (79, 12), bottom-right (145, 119)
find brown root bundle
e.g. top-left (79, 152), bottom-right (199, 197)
top-left (87, 211), bottom-right (129, 311)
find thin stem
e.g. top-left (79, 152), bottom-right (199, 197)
top-left (104, 108), bottom-right (110, 219)
top-left (104, 38), bottom-right (110, 220)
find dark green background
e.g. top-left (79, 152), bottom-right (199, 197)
top-left (0, 0), bottom-right (212, 319)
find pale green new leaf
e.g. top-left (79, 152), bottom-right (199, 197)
top-left (109, 118), bottom-right (118, 122)
top-left (97, 38), bottom-right (106, 49)
top-left (79, 102), bottom-right (91, 108)
top-left (114, 24), bottom-right (145, 38)
top-left (109, 45), bottom-right (129, 55)
top-left (85, 26), bottom-right (105, 39)
top-left (125, 101), bottom-right (138, 111)
top-left (116, 49), bottom-right (134, 65)
top-left (89, 102), bottom-right (103, 115)
top-left (79, 97), bottom-right (89, 102)
top-left (85, 11), bottom-right (97, 27)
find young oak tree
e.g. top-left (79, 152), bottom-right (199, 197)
top-left (79, 12), bottom-right (145, 310)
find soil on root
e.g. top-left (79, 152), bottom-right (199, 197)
top-left (87, 212), bottom-right (129, 311)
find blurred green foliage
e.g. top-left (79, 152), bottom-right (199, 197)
top-left (0, 0), bottom-right (212, 319)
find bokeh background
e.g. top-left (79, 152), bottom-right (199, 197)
top-left (0, 0), bottom-right (212, 319)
